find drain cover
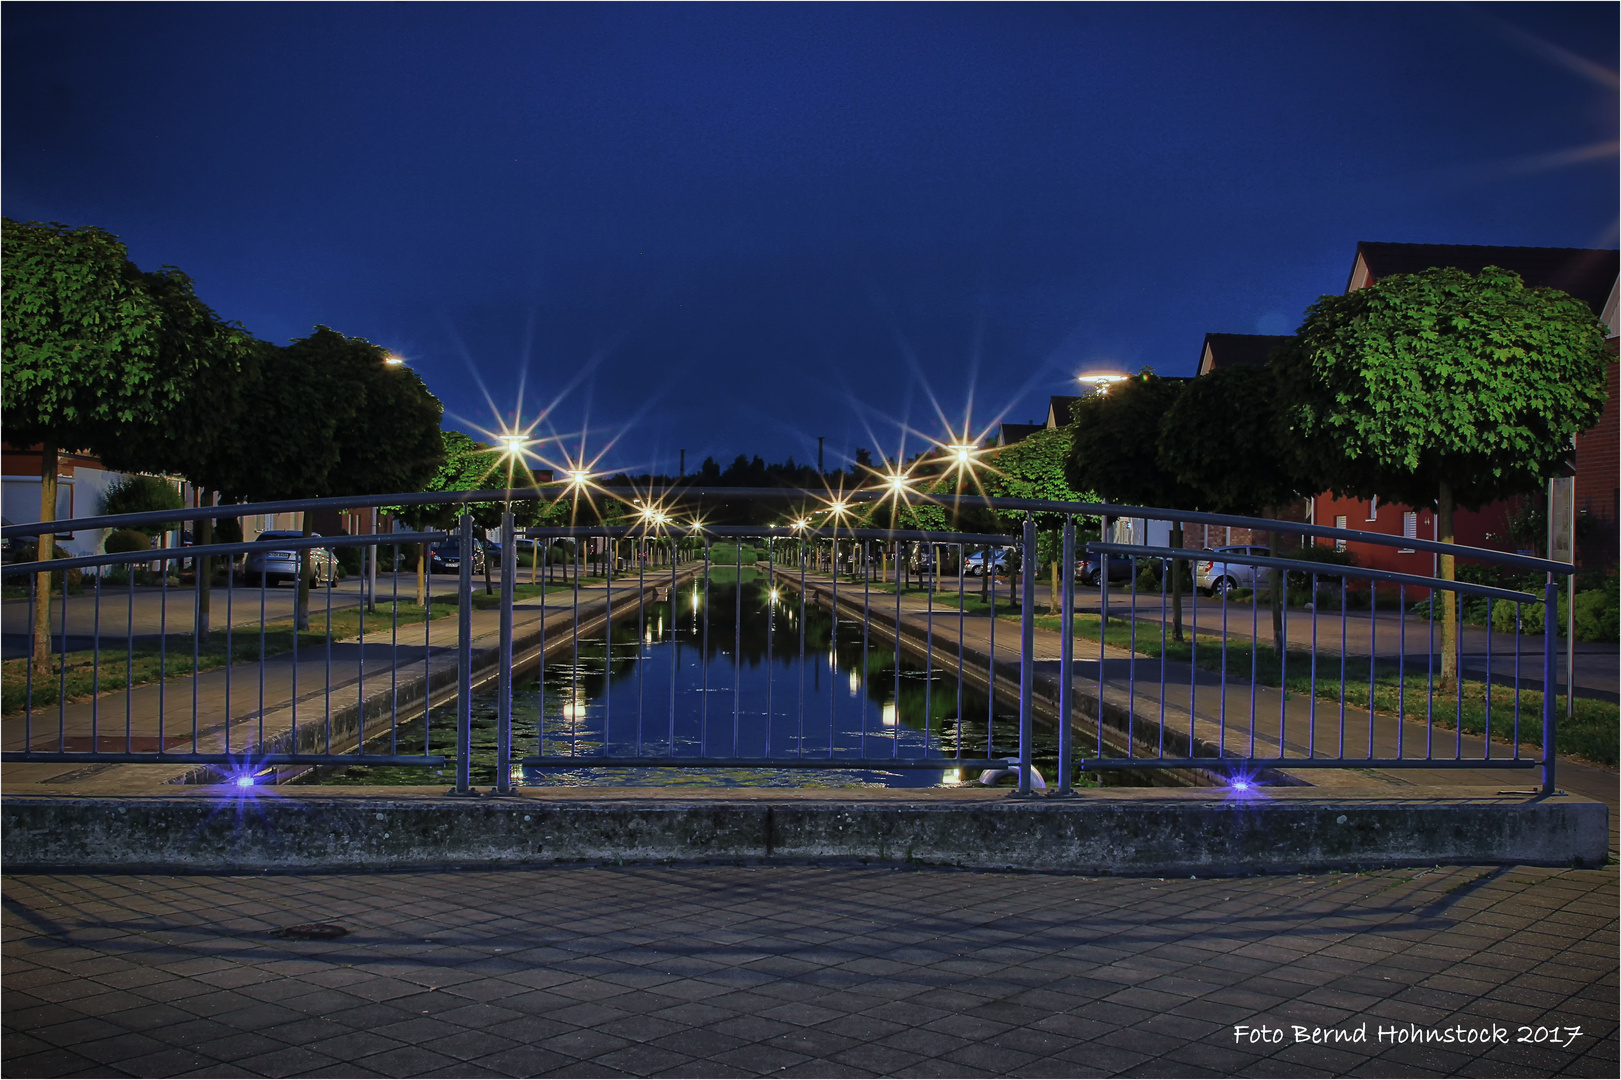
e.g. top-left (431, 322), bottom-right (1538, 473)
top-left (275, 923), bottom-right (349, 940)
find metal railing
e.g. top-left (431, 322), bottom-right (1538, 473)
top-left (2, 487), bottom-right (1576, 796)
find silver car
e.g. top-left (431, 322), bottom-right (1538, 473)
top-left (1195, 546), bottom-right (1274, 596)
top-left (244, 531), bottom-right (339, 587)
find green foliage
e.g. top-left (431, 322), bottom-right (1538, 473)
top-left (1065, 371), bottom-right (1199, 510)
top-left (981, 426), bottom-right (1098, 530)
top-left (103, 528), bottom-right (152, 555)
top-left (1273, 266), bottom-right (1610, 510)
top-left (2, 220), bottom-right (166, 452)
top-left (100, 475), bottom-right (184, 535)
top-left (1493, 581), bottom-right (1619, 643)
top-left (218, 328), bottom-right (445, 502)
top-left (1158, 364), bottom-right (1304, 513)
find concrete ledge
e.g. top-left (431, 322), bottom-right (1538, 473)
top-left (2, 789), bottom-right (1607, 875)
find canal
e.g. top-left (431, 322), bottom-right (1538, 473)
top-left (316, 568), bottom-right (1063, 788)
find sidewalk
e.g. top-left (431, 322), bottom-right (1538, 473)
top-left (5, 861), bottom-right (1614, 1077)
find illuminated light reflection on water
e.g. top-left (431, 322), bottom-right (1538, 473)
top-left (321, 569), bottom-right (1058, 788)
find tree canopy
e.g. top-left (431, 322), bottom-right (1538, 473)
top-left (1157, 363), bottom-right (1306, 515)
top-left (1, 219), bottom-right (244, 458)
top-left (1272, 266), bottom-right (1610, 511)
top-left (1064, 371), bottom-right (1200, 510)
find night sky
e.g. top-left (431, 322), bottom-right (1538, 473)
top-left (4, 2), bottom-right (1615, 479)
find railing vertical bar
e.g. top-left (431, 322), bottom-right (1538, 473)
top-left (892, 540), bottom-right (901, 761)
top-left (1367, 580), bottom-right (1377, 759)
top-left (1247, 572), bottom-right (1257, 758)
top-left (957, 544), bottom-right (965, 764)
top-left (734, 538), bottom-right (742, 758)
top-left (572, 536), bottom-right (582, 759)
top-left (1453, 595), bottom-right (1464, 760)
top-left (987, 545), bottom-right (997, 760)
top-left (1017, 517), bottom-right (1037, 795)
top-left (223, 569), bottom-right (232, 756)
top-left (453, 513), bottom-right (474, 794)
top-left (669, 536), bottom-right (678, 755)
top-left (24, 579), bottom-right (34, 755)
top-left (765, 538), bottom-right (773, 758)
top-left (1396, 584), bottom-right (1406, 759)
top-left (159, 551), bottom-right (169, 755)
top-left (496, 512), bottom-right (515, 793)
top-left (59, 571), bottom-right (71, 752)
top-left (637, 536), bottom-right (646, 760)
top-left (1187, 547), bottom-right (1197, 761)
top-left (797, 537), bottom-right (807, 760)
top-left (604, 533), bottom-right (613, 757)
top-left (1277, 563), bottom-right (1287, 759)
top-left (92, 570), bottom-right (103, 751)
top-left (1219, 575), bottom-right (1229, 756)
top-left (925, 542), bottom-right (936, 761)
top-left (1424, 582), bottom-right (1434, 759)
top-left (1308, 573), bottom-right (1317, 759)
top-left (1483, 598), bottom-right (1493, 762)
top-left (1126, 551), bottom-right (1137, 756)
top-left (390, 541), bottom-right (399, 758)
top-left (1058, 518), bottom-right (1074, 793)
top-left (1541, 578), bottom-right (1557, 795)
top-left (1513, 601), bottom-right (1523, 759)
top-left (829, 538), bottom-right (838, 759)
top-left (258, 570), bottom-right (266, 755)
top-left (356, 544), bottom-right (365, 757)
top-left (324, 559), bottom-right (334, 756)
top-left (702, 539), bottom-right (711, 757)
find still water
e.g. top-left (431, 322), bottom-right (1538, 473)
top-left (321, 569), bottom-right (1057, 788)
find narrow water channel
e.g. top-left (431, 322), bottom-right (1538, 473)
top-left (317, 568), bottom-right (1063, 788)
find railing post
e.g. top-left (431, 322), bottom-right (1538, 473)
top-left (1541, 577), bottom-right (1558, 796)
top-left (1016, 516), bottom-right (1038, 796)
top-left (493, 511), bottom-right (516, 795)
top-left (1099, 515), bottom-right (1110, 629)
top-left (1057, 516), bottom-right (1075, 796)
top-left (450, 513), bottom-right (478, 796)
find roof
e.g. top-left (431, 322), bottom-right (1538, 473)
top-left (1197, 333), bottom-right (1293, 376)
top-left (996, 422), bottom-right (1044, 447)
top-left (1046, 396), bottom-right (1083, 428)
top-left (1348, 242), bottom-right (1619, 314)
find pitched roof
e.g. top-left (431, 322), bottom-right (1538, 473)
top-left (1046, 396), bottom-right (1083, 428)
top-left (1348, 242), bottom-right (1619, 314)
top-left (997, 422), bottom-right (1044, 447)
top-left (1197, 333), bottom-right (1292, 376)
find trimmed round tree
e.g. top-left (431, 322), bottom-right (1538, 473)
top-left (1273, 265), bottom-right (1609, 686)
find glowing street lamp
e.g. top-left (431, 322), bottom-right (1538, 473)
top-left (497, 433), bottom-right (529, 456)
top-left (383, 354), bottom-right (407, 366)
top-left (565, 469), bottom-right (592, 488)
top-left (1076, 372), bottom-right (1129, 394)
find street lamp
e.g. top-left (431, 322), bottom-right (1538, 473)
top-left (383, 354), bottom-right (407, 366)
top-left (1076, 372), bottom-right (1129, 394)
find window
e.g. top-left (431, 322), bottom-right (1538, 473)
top-left (1334, 515), bottom-right (1347, 552)
top-left (1400, 511), bottom-right (1417, 553)
top-left (1366, 496), bottom-right (1379, 521)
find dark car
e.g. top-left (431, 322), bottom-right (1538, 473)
top-left (428, 537), bottom-right (487, 575)
top-left (1077, 555), bottom-right (1135, 586)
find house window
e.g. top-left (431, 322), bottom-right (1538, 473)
top-left (1334, 515), bottom-right (1347, 552)
top-left (1400, 511), bottom-right (1417, 553)
top-left (1366, 496), bottom-right (1379, 521)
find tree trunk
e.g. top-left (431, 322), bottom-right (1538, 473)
top-left (296, 517), bottom-right (313, 632)
top-left (32, 442), bottom-right (58, 677)
top-left (1049, 542), bottom-right (1060, 615)
top-left (195, 489), bottom-right (214, 640)
top-left (1170, 523), bottom-right (1184, 644)
top-left (1438, 481), bottom-right (1457, 690)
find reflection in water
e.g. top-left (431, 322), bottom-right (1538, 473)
top-left (316, 568), bottom-right (1055, 789)
top-left (522, 569), bottom-right (1045, 788)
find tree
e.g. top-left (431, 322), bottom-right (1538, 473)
top-left (101, 475), bottom-right (185, 537)
top-left (1066, 371), bottom-right (1200, 635)
top-left (2, 219), bottom-right (221, 671)
top-left (982, 427), bottom-right (1097, 612)
top-left (1273, 266), bottom-right (1610, 686)
top-left (216, 328), bottom-right (444, 628)
top-left (1158, 363), bottom-right (1309, 649)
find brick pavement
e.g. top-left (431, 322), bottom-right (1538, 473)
top-left (5, 862), bottom-right (1615, 1078)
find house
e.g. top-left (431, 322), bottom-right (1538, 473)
top-left (1045, 396), bottom-right (1082, 429)
top-left (1196, 333), bottom-right (1291, 376)
top-left (1310, 242), bottom-right (1619, 574)
top-left (996, 422), bottom-right (1044, 447)
top-left (1, 443), bottom-right (139, 559)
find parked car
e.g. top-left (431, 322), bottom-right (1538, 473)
top-left (428, 537), bottom-right (487, 575)
top-left (962, 548), bottom-right (1014, 577)
top-left (1077, 554), bottom-right (1135, 586)
top-left (243, 532), bottom-right (339, 587)
top-left (1195, 546), bottom-right (1274, 596)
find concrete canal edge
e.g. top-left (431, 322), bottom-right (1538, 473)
top-left (3, 790), bottom-right (1607, 875)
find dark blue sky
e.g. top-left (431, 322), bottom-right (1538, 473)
top-left (5, 2), bottom-right (1616, 478)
